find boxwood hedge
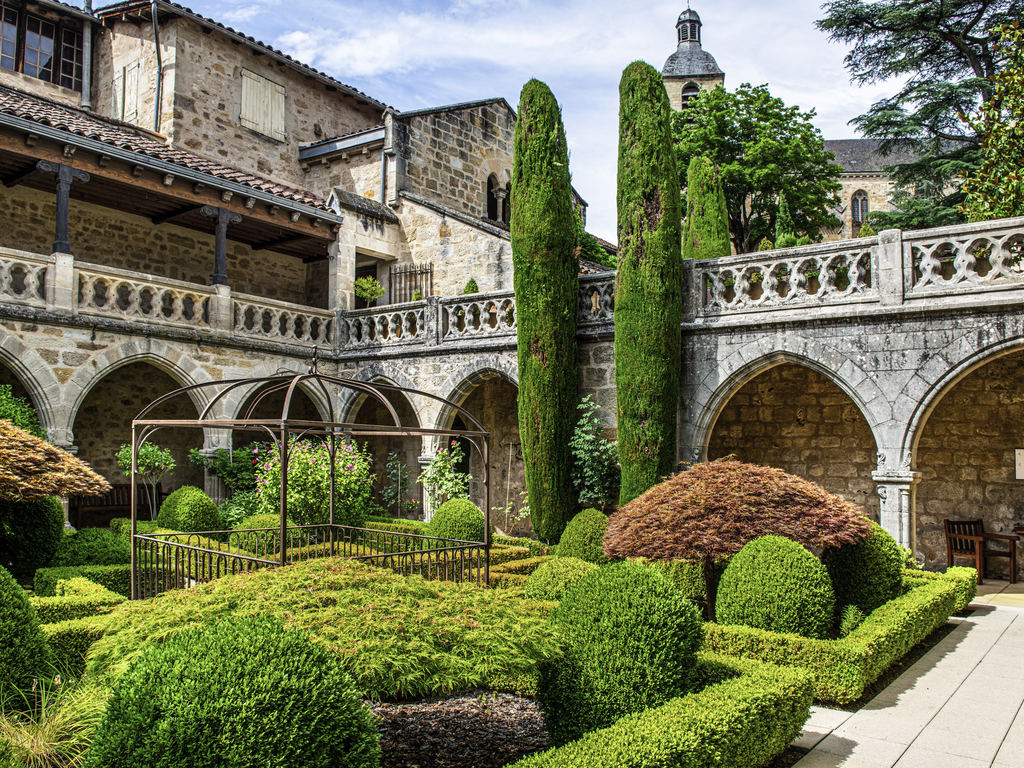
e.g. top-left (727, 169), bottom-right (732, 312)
top-left (512, 653), bottom-right (813, 768)
top-left (29, 577), bottom-right (125, 624)
top-left (489, 555), bottom-right (553, 589)
top-left (41, 615), bottom-right (111, 678)
top-left (703, 568), bottom-right (972, 703)
top-left (35, 564), bottom-right (132, 598)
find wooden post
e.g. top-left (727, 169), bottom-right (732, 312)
top-left (201, 205), bottom-right (242, 286)
top-left (36, 160), bottom-right (90, 254)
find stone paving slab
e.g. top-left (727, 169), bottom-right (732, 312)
top-left (793, 593), bottom-right (1024, 768)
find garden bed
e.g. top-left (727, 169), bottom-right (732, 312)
top-left (703, 567), bottom-right (976, 703)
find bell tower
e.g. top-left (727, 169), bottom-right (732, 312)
top-left (662, 7), bottom-right (725, 110)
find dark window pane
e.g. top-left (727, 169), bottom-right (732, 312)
top-left (24, 15), bottom-right (55, 82)
top-left (59, 26), bottom-right (82, 90)
top-left (0, 7), bottom-right (17, 72)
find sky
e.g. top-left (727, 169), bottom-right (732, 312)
top-left (87, 0), bottom-right (902, 241)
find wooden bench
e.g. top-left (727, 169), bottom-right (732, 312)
top-left (944, 518), bottom-right (1018, 584)
top-left (70, 484), bottom-right (165, 529)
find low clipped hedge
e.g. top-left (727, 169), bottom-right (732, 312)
top-left (108, 518), bottom-right (160, 539)
top-left (489, 545), bottom-right (532, 566)
top-left (52, 527), bottom-right (131, 567)
top-left (557, 509), bottom-right (608, 564)
top-left (35, 564), bottom-right (132, 598)
top-left (30, 577), bottom-right (126, 623)
top-left (41, 615), bottom-right (110, 678)
top-left (524, 557), bottom-right (598, 601)
top-left (904, 567), bottom-right (977, 613)
top-left (489, 555), bottom-right (553, 589)
top-left (512, 653), bottom-right (813, 768)
top-left (716, 536), bottom-right (835, 639)
top-left (494, 534), bottom-right (547, 557)
top-left (704, 568), bottom-right (971, 703)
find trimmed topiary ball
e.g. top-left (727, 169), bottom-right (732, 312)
top-left (427, 498), bottom-right (486, 542)
top-left (52, 527), bottom-right (130, 567)
top-left (156, 486), bottom-right (221, 532)
top-left (558, 508), bottom-right (608, 564)
top-left (85, 616), bottom-right (381, 768)
top-left (524, 556), bottom-right (598, 601)
top-left (823, 521), bottom-right (904, 615)
top-left (0, 496), bottom-right (64, 577)
top-left (0, 564), bottom-right (54, 691)
top-left (716, 535), bottom-right (836, 639)
top-left (537, 561), bottom-right (703, 745)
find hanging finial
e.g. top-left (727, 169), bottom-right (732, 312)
top-left (308, 346), bottom-right (320, 374)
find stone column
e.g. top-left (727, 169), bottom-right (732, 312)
top-left (418, 453), bottom-right (435, 521)
top-left (329, 237), bottom-right (356, 311)
top-left (876, 228), bottom-right (905, 306)
top-left (200, 428), bottom-right (233, 504)
top-left (871, 469), bottom-right (921, 550)
top-left (47, 252), bottom-right (76, 313)
top-left (36, 160), bottom-right (90, 254)
top-left (210, 284), bottom-right (233, 332)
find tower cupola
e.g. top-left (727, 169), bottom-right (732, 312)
top-left (662, 6), bottom-right (725, 110)
top-left (677, 8), bottom-right (701, 44)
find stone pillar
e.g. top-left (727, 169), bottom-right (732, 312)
top-left (681, 258), bottom-right (696, 323)
top-left (52, 437), bottom-right (78, 530)
top-left (876, 228), bottom-right (905, 306)
top-left (47, 252), bottom-right (76, 313)
top-left (210, 284), bottom-right (233, 332)
top-left (872, 469), bottom-right (920, 550)
top-left (329, 238), bottom-right (356, 311)
top-left (418, 453), bottom-right (435, 521)
top-left (200, 428), bottom-right (232, 503)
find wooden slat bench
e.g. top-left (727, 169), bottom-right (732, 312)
top-left (70, 484), bottom-right (165, 529)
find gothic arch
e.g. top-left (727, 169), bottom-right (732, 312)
top-left (689, 339), bottom-right (888, 461)
top-left (338, 363), bottom-right (423, 425)
top-left (223, 378), bottom-right (331, 423)
top-left (433, 361), bottom-right (518, 432)
top-left (0, 325), bottom-right (61, 438)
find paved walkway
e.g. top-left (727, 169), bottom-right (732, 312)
top-left (793, 580), bottom-right (1024, 768)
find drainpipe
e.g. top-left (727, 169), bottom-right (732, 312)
top-left (81, 2), bottom-right (92, 110)
top-left (151, 1), bottom-right (163, 133)
top-left (379, 151), bottom-right (387, 204)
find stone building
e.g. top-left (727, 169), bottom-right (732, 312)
top-left (1, 1), bottom-right (1023, 569)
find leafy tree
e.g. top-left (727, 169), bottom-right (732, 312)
top-left (682, 156), bottom-right (731, 260)
top-left (775, 193), bottom-right (797, 248)
top-left (0, 384), bottom-right (45, 439)
top-left (116, 442), bottom-right (175, 521)
top-left (574, 211), bottom-right (616, 269)
top-left (818, 0), bottom-right (1024, 229)
top-left (418, 440), bottom-right (471, 512)
top-left (673, 83), bottom-right (841, 253)
top-left (511, 79), bottom-right (579, 542)
top-left (615, 61), bottom-right (683, 505)
top-left (962, 23), bottom-right (1024, 221)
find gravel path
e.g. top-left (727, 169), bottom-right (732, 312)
top-left (371, 691), bottom-right (549, 768)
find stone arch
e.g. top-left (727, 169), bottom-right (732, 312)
top-left (434, 360), bottom-right (519, 432)
top-left (690, 340), bottom-right (889, 462)
top-left (225, 378), bottom-right (331, 424)
top-left (338, 363), bottom-right (423, 426)
top-left (0, 325), bottom-right (61, 439)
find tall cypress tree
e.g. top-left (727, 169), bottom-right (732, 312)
top-left (682, 156), bottom-right (731, 261)
top-left (615, 61), bottom-right (683, 505)
top-left (775, 193), bottom-right (797, 248)
top-left (511, 79), bottom-right (578, 542)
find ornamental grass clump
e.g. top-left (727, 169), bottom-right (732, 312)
top-left (604, 458), bottom-right (874, 613)
top-left (716, 535), bottom-right (836, 639)
top-left (0, 564), bottom-right (54, 691)
top-left (557, 508), bottom-right (608, 564)
top-left (255, 440), bottom-right (376, 527)
top-left (523, 557), bottom-right (597, 601)
top-left (85, 616), bottom-right (381, 768)
top-left (537, 561), bottom-right (702, 745)
top-left (0, 679), bottom-right (108, 768)
top-left (823, 521), bottom-right (904, 615)
top-left (85, 558), bottom-right (561, 701)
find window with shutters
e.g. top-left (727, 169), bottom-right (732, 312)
top-left (121, 62), bottom-right (139, 123)
top-left (240, 69), bottom-right (286, 142)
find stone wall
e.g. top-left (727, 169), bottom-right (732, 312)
top-left (663, 74), bottom-right (723, 111)
top-left (396, 102), bottom-right (514, 222)
top-left (707, 363), bottom-right (880, 518)
top-left (350, 392), bottom-right (423, 518)
top-left (578, 339), bottom-right (617, 428)
top-left (72, 360), bottom-right (205, 489)
top-left (914, 352), bottom-right (1024, 568)
top-left (1, 186), bottom-right (319, 306)
top-left (168, 18), bottom-right (381, 190)
top-left (826, 175), bottom-right (895, 241)
top-left (394, 197), bottom-right (512, 295)
top-left (311, 150), bottom-right (383, 203)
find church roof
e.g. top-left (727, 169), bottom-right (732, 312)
top-left (824, 139), bottom-right (918, 174)
top-left (662, 42), bottom-right (724, 77)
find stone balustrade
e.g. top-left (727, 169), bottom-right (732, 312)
top-left (905, 217), bottom-right (1024, 297)
top-left (440, 294), bottom-right (516, 341)
top-left (0, 248), bottom-right (52, 309)
top-left (338, 301), bottom-right (429, 349)
top-left (76, 263), bottom-right (214, 328)
top-left (232, 293), bottom-right (334, 347)
top-left (578, 273), bottom-right (616, 326)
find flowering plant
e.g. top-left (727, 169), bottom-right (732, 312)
top-left (418, 440), bottom-right (471, 510)
top-left (254, 439), bottom-right (377, 526)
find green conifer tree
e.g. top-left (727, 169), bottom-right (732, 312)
top-left (511, 79), bottom-right (579, 542)
top-left (775, 193), bottom-right (797, 248)
top-left (615, 61), bottom-right (683, 505)
top-left (682, 156), bottom-right (731, 260)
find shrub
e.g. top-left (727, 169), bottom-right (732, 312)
top-left (418, 440), bottom-right (471, 511)
top-left (427, 498), bottom-right (486, 543)
top-left (0, 496), bottom-right (64, 576)
top-left (42, 617), bottom-right (111, 678)
top-left (255, 440), bottom-right (376, 527)
top-left (30, 577), bottom-right (125, 624)
top-left (0, 565), bottom-right (54, 690)
top-left (823, 522), bottom-right (904, 615)
top-left (524, 557), bottom-right (598, 601)
top-left (188, 443), bottom-right (263, 495)
top-left (85, 617), bottom-right (381, 768)
top-left (462, 278), bottom-right (479, 294)
top-left (538, 561), bottom-right (703, 744)
top-left (218, 490), bottom-right (261, 528)
top-left (757, 237), bottom-right (774, 251)
top-left (839, 605), bottom-right (865, 638)
top-left (904, 566), bottom-right (977, 613)
top-left (716, 535), bottom-right (835, 639)
top-left (512, 654), bottom-right (813, 768)
top-left (511, 78), bottom-right (579, 543)
top-left (490, 555), bottom-right (554, 589)
top-left (156, 486), bottom-right (221, 532)
top-left (489, 544), bottom-right (533, 566)
top-left (228, 513), bottom-right (291, 554)
top-left (0, 383), bottom-right (45, 438)
top-left (647, 558), bottom-right (729, 606)
top-left (614, 62), bottom-right (683, 505)
top-left (558, 508), bottom-right (608, 564)
top-left (52, 527), bottom-right (130, 567)
top-left (493, 534), bottom-right (546, 557)
top-left (85, 558), bottom-right (561, 701)
top-left (34, 565), bottom-right (132, 598)
top-left (569, 397), bottom-right (619, 510)
top-left (704, 571), bottom-right (968, 703)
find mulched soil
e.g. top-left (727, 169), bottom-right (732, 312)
top-left (371, 690), bottom-right (549, 768)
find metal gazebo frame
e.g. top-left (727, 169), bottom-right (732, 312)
top-left (129, 355), bottom-right (490, 599)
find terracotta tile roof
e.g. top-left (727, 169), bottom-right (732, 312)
top-left (95, 1), bottom-right (387, 111)
top-left (0, 84), bottom-right (334, 212)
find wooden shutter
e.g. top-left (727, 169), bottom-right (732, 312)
top-left (123, 62), bottom-right (139, 123)
top-left (240, 69), bottom-right (286, 142)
